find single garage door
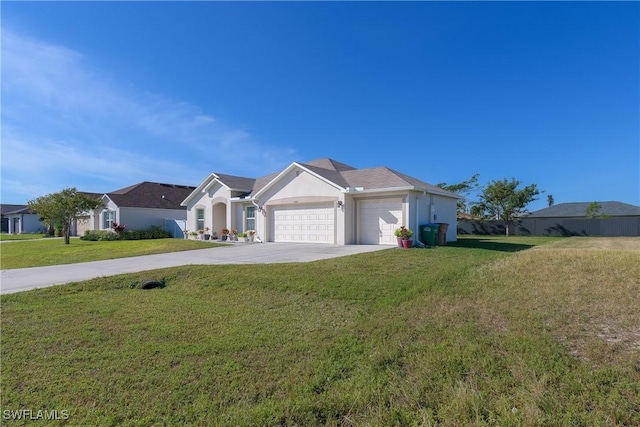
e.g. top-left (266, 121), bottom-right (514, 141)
top-left (272, 204), bottom-right (335, 243)
top-left (357, 198), bottom-right (403, 245)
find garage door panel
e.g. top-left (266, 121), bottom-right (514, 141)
top-left (358, 198), bottom-right (403, 245)
top-left (272, 204), bottom-right (334, 244)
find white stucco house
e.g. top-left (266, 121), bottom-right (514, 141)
top-left (182, 158), bottom-right (459, 246)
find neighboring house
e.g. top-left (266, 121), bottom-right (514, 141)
top-left (80, 182), bottom-right (196, 238)
top-left (182, 158), bottom-right (460, 245)
top-left (524, 201), bottom-right (640, 237)
top-left (527, 201), bottom-right (640, 219)
top-left (459, 201), bottom-right (640, 236)
top-left (0, 204), bottom-right (45, 234)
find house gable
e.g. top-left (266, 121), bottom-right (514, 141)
top-left (182, 173), bottom-right (254, 206)
top-left (253, 162), bottom-right (346, 200)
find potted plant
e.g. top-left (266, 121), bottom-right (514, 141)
top-left (198, 229), bottom-right (205, 240)
top-left (221, 228), bottom-right (229, 241)
top-left (183, 229), bottom-right (189, 240)
top-left (237, 232), bottom-right (247, 243)
top-left (203, 227), bottom-right (211, 240)
top-left (189, 231), bottom-right (199, 239)
top-left (247, 230), bottom-right (256, 243)
top-left (211, 231), bottom-right (218, 240)
top-left (230, 228), bottom-right (238, 242)
top-left (394, 227), bottom-right (403, 247)
top-left (394, 226), bottom-right (413, 248)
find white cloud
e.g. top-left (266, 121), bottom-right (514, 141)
top-left (1, 27), bottom-right (298, 203)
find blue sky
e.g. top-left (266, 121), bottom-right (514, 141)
top-left (2, 2), bottom-right (638, 212)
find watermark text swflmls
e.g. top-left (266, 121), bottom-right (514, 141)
top-left (3, 409), bottom-right (70, 421)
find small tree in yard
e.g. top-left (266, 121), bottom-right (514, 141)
top-left (472, 178), bottom-right (540, 236)
top-left (437, 173), bottom-right (480, 216)
top-left (28, 187), bottom-right (103, 244)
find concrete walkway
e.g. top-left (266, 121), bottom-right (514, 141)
top-left (0, 243), bottom-right (390, 295)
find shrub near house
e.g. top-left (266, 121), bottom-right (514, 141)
top-left (81, 226), bottom-right (171, 241)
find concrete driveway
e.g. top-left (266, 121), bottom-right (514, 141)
top-left (0, 243), bottom-right (390, 295)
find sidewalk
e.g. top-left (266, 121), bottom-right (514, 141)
top-left (0, 243), bottom-right (388, 294)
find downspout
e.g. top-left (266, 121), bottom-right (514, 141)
top-left (430, 194), bottom-right (435, 223)
top-left (415, 195), bottom-right (424, 247)
top-left (251, 198), bottom-right (262, 216)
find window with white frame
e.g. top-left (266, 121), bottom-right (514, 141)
top-left (245, 206), bottom-right (256, 231)
top-left (196, 208), bottom-right (205, 231)
top-left (103, 210), bottom-right (116, 229)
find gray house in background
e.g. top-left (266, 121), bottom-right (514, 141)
top-left (527, 201), bottom-right (640, 220)
top-left (523, 201), bottom-right (640, 237)
top-left (459, 201), bottom-right (640, 237)
top-left (0, 204), bottom-right (45, 234)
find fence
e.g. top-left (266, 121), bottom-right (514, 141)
top-left (458, 217), bottom-right (640, 237)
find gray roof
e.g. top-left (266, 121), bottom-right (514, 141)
top-left (304, 158), bottom-right (357, 172)
top-left (213, 158), bottom-right (458, 198)
top-left (107, 182), bottom-right (196, 210)
top-left (0, 204), bottom-right (30, 215)
top-left (528, 201), bottom-right (640, 218)
top-left (340, 166), bottom-right (455, 196)
top-left (214, 173), bottom-right (255, 191)
top-left (301, 163), bottom-right (351, 188)
top-left (251, 171), bottom-right (280, 194)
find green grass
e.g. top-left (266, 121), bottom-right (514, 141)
top-left (0, 233), bottom-right (47, 241)
top-left (2, 236), bottom-right (639, 426)
top-left (0, 238), bottom-right (223, 269)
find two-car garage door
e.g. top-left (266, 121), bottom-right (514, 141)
top-left (271, 198), bottom-right (403, 245)
top-left (272, 204), bottom-right (335, 243)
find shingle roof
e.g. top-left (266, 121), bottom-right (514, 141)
top-left (209, 158), bottom-right (459, 199)
top-left (339, 166), bottom-right (459, 197)
top-left (342, 167), bottom-right (409, 189)
top-left (214, 173), bottom-right (255, 191)
top-left (0, 204), bottom-right (29, 215)
top-left (527, 201), bottom-right (640, 218)
top-left (251, 171), bottom-right (280, 194)
top-left (106, 182), bottom-right (196, 210)
top-left (301, 163), bottom-right (351, 188)
top-left (304, 158), bottom-right (356, 172)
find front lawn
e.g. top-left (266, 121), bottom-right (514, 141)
top-left (0, 233), bottom-right (47, 241)
top-left (2, 236), bottom-right (638, 425)
top-left (0, 238), bottom-right (222, 269)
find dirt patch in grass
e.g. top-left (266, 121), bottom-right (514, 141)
top-left (539, 236), bottom-right (640, 252)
